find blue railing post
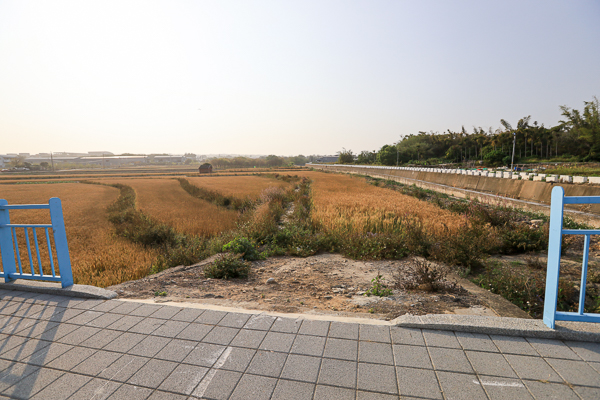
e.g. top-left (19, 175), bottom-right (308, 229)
top-left (0, 199), bottom-right (17, 283)
top-left (49, 198), bottom-right (73, 288)
top-left (543, 186), bottom-right (564, 329)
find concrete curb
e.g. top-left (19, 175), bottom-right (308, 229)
top-left (0, 280), bottom-right (117, 300)
top-left (392, 314), bottom-right (600, 342)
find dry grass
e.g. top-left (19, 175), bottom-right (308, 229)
top-left (186, 176), bottom-right (290, 199)
top-left (0, 183), bottom-right (156, 287)
top-left (308, 172), bottom-right (465, 235)
top-left (96, 178), bottom-right (239, 237)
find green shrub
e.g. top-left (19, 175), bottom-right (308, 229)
top-left (204, 254), bottom-right (251, 279)
top-left (364, 275), bottom-right (393, 297)
top-left (222, 237), bottom-right (260, 261)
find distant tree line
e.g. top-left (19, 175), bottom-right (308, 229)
top-left (339, 97), bottom-right (600, 167)
top-left (209, 154), bottom-right (309, 169)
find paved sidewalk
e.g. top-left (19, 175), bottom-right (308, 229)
top-left (0, 289), bottom-right (599, 399)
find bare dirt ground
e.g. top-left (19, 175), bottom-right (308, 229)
top-left (108, 253), bottom-right (526, 321)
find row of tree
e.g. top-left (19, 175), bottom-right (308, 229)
top-left (340, 97), bottom-right (600, 166)
top-left (209, 155), bottom-right (310, 169)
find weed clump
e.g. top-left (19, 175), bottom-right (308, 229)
top-left (222, 237), bottom-right (260, 261)
top-left (364, 275), bottom-right (393, 297)
top-left (396, 258), bottom-right (456, 292)
top-left (204, 254), bottom-right (251, 279)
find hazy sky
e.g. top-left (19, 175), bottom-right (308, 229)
top-left (1, 1), bottom-right (599, 156)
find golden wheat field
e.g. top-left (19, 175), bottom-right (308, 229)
top-left (0, 183), bottom-right (156, 287)
top-left (187, 175), bottom-right (290, 199)
top-left (95, 178), bottom-right (239, 237)
top-left (306, 172), bottom-right (464, 235)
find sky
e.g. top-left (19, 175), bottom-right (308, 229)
top-left (1, 1), bottom-right (599, 156)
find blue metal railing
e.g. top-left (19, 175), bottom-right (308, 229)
top-left (544, 186), bottom-right (600, 328)
top-left (0, 198), bottom-right (73, 288)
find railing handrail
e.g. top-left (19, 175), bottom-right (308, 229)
top-left (0, 198), bottom-right (73, 288)
top-left (543, 186), bottom-right (600, 328)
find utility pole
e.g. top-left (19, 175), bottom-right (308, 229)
top-left (510, 131), bottom-right (516, 171)
top-left (50, 152), bottom-right (55, 172)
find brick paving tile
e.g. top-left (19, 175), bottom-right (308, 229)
top-left (298, 320), bottom-right (330, 337)
top-left (329, 322), bottom-right (359, 340)
top-left (202, 326), bottom-right (240, 345)
top-left (148, 305), bottom-right (183, 320)
top-left (106, 315), bottom-right (144, 331)
top-left (175, 322), bottom-right (213, 341)
top-left (71, 350), bottom-right (122, 376)
top-left (195, 310), bottom-right (227, 325)
top-left (1, 367), bottom-right (63, 399)
top-left (466, 350), bottom-right (518, 378)
top-left (192, 369), bottom-right (242, 400)
top-left (428, 347), bottom-right (473, 373)
top-left (129, 304), bottom-right (163, 317)
top-left (357, 362), bottom-right (398, 394)
top-left (545, 358), bottom-right (600, 387)
top-left (106, 384), bottom-right (153, 399)
top-left (218, 347), bottom-right (256, 372)
top-left (313, 385), bottom-right (355, 400)
top-left (172, 307), bottom-right (205, 322)
top-left (184, 343), bottom-right (226, 367)
top-left (218, 312), bottom-right (251, 328)
top-left (102, 332), bottom-right (146, 353)
top-left (109, 302), bottom-right (143, 315)
top-left (564, 341), bottom-right (600, 362)
top-left (436, 371), bottom-right (487, 399)
top-left (318, 358), bottom-right (357, 388)
top-left (574, 385), bottom-right (600, 400)
top-left (258, 331), bottom-right (295, 352)
top-left (154, 339), bottom-right (197, 363)
top-left (396, 366), bottom-right (443, 399)
top-left (29, 371), bottom-right (90, 400)
top-left (147, 390), bottom-right (188, 400)
top-left (151, 320), bottom-right (189, 338)
top-left (422, 329), bottom-right (461, 348)
top-left (455, 332), bottom-right (499, 352)
top-left (47, 346), bottom-right (97, 371)
top-left (20, 342), bottom-right (73, 367)
top-left (128, 317), bottom-right (165, 335)
top-left (230, 328), bottom-right (267, 349)
top-left (0, 317), bottom-right (38, 335)
top-left (502, 354), bottom-right (563, 383)
top-left (65, 310), bottom-right (104, 325)
top-left (243, 314), bottom-right (276, 331)
top-left (158, 363), bottom-right (208, 394)
top-left (281, 354), bottom-right (322, 382)
top-left (491, 335), bottom-right (539, 356)
top-left (1, 338), bottom-right (50, 361)
top-left (70, 299), bottom-right (105, 310)
top-left (0, 363), bottom-right (42, 392)
top-left (591, 361), bottom-right (600, 374)
top-left (89, 299), bottom-right (123, 313)
top-left (527, 338), bottom-right (582, 360)
top-left (523, 380), bottom-right (580, 399)
top-left (127, 358), bottom-right (177, 389)
top-left (96, 354), bottom-right (150, 383)
top-left (291, 334), bottom-right (326, 357)
top-left (126, 333), bottom-right (171, 357)
top-left (229, 374), bottom-right (277, 400)
top-left (57, 325), bottom-right (101, 345)
top-left (323, 338), bottom-right (358, 361)
top-left (47, 308), bottom-right (84, 323)
top-left (359, 341), bottom-right (394, 365)
top-left (479, 377), bottom-right (533, 400)
top-left (356, 390), bottom-right (399, 399)
top-left (393, 344), bottom-right (433, 369)
top-left (85, 312), bottom-right (123, 329)
top-left (246, 350), bottom-right (288, 378)
top-left (79, 329), bottom-right (123, 349)
top-left (68, 377), bottom-right (121, 400)
top-left (359, 324), bottom-right (391, 343)
top-left (270, 317), bottom-right (302, 334)
top-left (271, 379), bottom-right (315, 400)
top-left (0, 335), bottom-right (29, 356)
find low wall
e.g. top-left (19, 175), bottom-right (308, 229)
top-left (309, 164), bottom-right (600, 218)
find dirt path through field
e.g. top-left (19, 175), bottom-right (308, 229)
top-left (107, 253), bottom-right (528, 321)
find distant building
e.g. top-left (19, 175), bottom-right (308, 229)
top-left (314, 156), bottom-right (339, 163)
top-left (198, 163), bottom-right (213, 174)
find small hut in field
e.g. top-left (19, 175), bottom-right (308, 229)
top-left (198, 163), bottom-right (213, 174)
